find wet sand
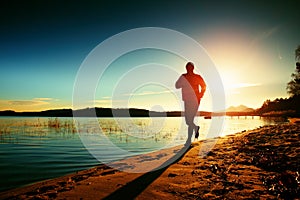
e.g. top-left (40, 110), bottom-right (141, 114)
top-left (1, 124), bottom-right (299, 200)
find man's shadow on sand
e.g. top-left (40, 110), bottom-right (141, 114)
top-left (103, 145), bottom-right (192, 200)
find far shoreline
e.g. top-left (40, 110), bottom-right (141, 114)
top-left (1, 107), bottom-right (295, 118)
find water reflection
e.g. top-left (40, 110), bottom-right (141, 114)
top-left (0, 116), bottom-right (287, 145)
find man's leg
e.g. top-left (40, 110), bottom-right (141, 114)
top-left (185, 125), bottom-right (193, 145)
top-left (195, 125), bottom-right (200, 139)
top-left (184, 101), bottom-right (198, 145)
top-left (194, 101), bottom-right (200, 139)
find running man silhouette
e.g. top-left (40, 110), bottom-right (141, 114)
top-left (175, 62), bottom-right (206, 146)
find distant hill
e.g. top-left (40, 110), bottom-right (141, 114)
top-left (226, 105), bottom-right (255, 112)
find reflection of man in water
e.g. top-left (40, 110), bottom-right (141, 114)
top-left (175, 62), bottom-right (206, 146)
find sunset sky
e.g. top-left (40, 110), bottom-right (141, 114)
top-left (0, 0), bottom-right (299, 112)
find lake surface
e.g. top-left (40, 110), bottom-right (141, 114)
top-left (0, 116), bottom-right (286, 191)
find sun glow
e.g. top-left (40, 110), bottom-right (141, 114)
top-left (197, 25), bottom-right (286, 109)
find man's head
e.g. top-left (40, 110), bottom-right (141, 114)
top-left (186, 62), bottom-right (194, 73)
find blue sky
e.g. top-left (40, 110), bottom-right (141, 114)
top-left (0, 0), bottom-right (300, 111)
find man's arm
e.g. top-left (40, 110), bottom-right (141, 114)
top-left (175, 75), bottom-right (184, 89)
top-left (199, 76), bottom-right (206, 98)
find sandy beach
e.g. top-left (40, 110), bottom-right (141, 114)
top-left (1, 123), bottom-right (299, 200)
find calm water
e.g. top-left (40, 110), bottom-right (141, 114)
top-left (0, 116), bottom-right (286, 191)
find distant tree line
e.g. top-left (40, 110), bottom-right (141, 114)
top-left (287, 45), bottom-right (300, 97)
top-left (256, 96), bottom-right (300, 117)
top-left (0, 108), bottom-right (182, 117)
